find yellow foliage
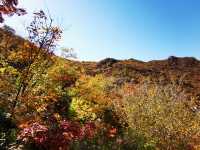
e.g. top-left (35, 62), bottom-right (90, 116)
top-left (74, 74), bottom-right (115, 105)
top-left (113, 82), bottom-right (200, 149)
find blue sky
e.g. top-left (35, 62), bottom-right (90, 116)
top-left (4, 0), bottom-right (200, 61)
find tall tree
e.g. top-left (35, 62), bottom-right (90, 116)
top-left (11, 10), bottom-right (62, 118)
top-left (0, 10), bottom-right (62, 121)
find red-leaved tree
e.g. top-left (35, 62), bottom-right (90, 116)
top-left (0, 0), bottom-right (26, 22)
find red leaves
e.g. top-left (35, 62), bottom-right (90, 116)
top-left (58, 120), bottom-right (96, 141)
top-left (82, 122), bottom-right (96, 138)
top-left (17, 122), bottom-right (48, 143)
top-left (60, 120), bottom-right (83, 140)
top-left (107, 127), bottom-right (117, 138)
top-left (18, 120), bottom-right (96, 149)
top-left (0, 0), bottom-right (26, 22)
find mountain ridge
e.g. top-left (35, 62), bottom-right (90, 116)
top-left (81, 56), bottom-right (200, 100)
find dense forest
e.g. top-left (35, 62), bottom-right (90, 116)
top-left (1, 0), bottom-right (200, 150)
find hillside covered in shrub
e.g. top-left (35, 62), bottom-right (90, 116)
top-left (1, 20), bottom-right (200, 150)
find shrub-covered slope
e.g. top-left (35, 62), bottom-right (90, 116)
top-left (1, 28), bottom-right (200, 150)
top-left (83, 56), bottom-right (200, 98)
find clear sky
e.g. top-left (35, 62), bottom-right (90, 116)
top-left (3, 0), bottom-right (200, 61)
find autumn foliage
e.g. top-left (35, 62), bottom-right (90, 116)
top-left (18, 120), bottom-right (96, 150)
top-left (1, 4), bottom-right (200, 150)
top-left (0, 0), bottom-right (26, 22)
